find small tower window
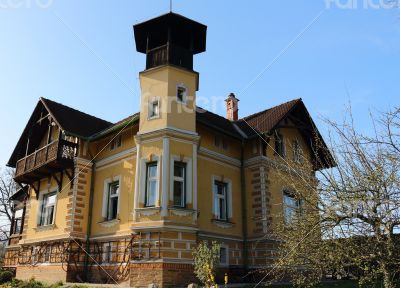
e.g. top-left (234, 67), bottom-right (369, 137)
top-left (149, 98), bottom-right (160, 119)
top-left (177, 85), bottom-right (187, 103)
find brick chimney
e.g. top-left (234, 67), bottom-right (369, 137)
top-left (225, 93), bottom-right (239, 121)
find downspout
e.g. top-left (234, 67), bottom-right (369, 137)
top-left (240, 140), bottom-right (248, 272)
top-left (84, 145), bottom-right (96, 280)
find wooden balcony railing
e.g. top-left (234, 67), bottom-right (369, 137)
top-left (15, 140), bottom-right (78, 179)
top-left (146, 44), bottom-right (193, 70)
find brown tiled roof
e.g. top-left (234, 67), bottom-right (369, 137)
top-left (41, 98), bottom-right (113, 138)
top-left (240, 99), bottom-right (301, 137)
top-left (196, 107), bottom-right (242, 138)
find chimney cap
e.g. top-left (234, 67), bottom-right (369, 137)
top-left (225, 92), bottom-right (239, 102)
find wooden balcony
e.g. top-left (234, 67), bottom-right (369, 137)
top-left (15, 140), bottom-right (78, 183)
top-left (146, 44), bottom-right (193, 70)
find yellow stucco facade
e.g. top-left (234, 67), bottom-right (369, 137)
top-left (4, 11), bottom-right (332, 288)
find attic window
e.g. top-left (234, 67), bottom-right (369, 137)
top-left (110, 135), bottom-right (122, 150)
top-left (149, 98), bottom-right (160, 119)
top-left (177, 85), bottom-right (187, 103)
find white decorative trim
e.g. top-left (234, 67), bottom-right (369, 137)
top-left (102, 176), bottom-right (121, 220)
top-left (211, 175), bottom-right (233, 219)
top-left (199, 147), bottom-right (241, 167)
top-left (33, 224), bottom-right (56, 232)
top-left (169, 208), bottom-right (196, 217)
top-left (135, 207), bottom-right (161, 217)
top-left (192, 144), bottom-right (198, 221)
top-left (98, 219), bottom-right (120, 228)
top-left (161, 137), bottom-right (170, 217)
top-left (131, 224), bottom-right (198, 232)
top-left (212, 220), bottom-right (234, 229)
top-left (148, 96), bottom-right (161, 120)
top-left (133, 143), bottom-right (141, 221)
top-left (36, 186), bottom-right (58, 227)
top-left (138, 126), bottom-right (198, 137)
top-left (169, 154), bottom-right (193, 207)
top-left (139, 155), bottom-right (161, 207)
top-left (176, 83), bottom-right (188, 104)
top-left (96, 147), bottom-right (136, 168)
top-left (198, 232), bottom-right (243, 242)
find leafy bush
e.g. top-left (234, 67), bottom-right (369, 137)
top-left (0, 271), bottom-right (14, 284)
top-left (192, 241), bottom-right (221, 288)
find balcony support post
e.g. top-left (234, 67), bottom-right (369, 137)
top-left (65, 168), bottom-right (74, 189)
top-left (53, 171), bottom-right (63, 193)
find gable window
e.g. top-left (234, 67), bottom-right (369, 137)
top-left (39, 192), bottom-right (56, 226)
top-left (283, 191), bottom-right (302, 224)
top-left (214, 181), bottom-right (228, 221)
top-left (110, 135), bottom-right (122, 150)
top-left (177, 85), bottom-right (187, 103)
top-left (145, 162), bottom-right (158, 207)
top-left (13, 209), bottom-right (23, 234)
top-left (173, 162), bottom-right (186, 208)
top-left (149, 98), bottom-right (160, 119)
top-left (275, 133), bottom-right (285, 158)
top-left (293, 139), bottom-right (303, 163)
top-left (219, 246), bottom-right (229, 266)
top-left (106, 181), bottom-right (119, 221)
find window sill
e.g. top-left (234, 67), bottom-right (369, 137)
top-left (169, 207), bottom-right (196, 217)
top-left (34, 224), bottom-right (56, 232)
top-left (9, 233), bottom-right (22, 239)
top-left (135, 207), bottom-right (161, 217)
top-left (148, 115), bottom-right (160, 121)
top-left (98, 219), bottom-right (120, 228)
top-left (211, 219), bottom-right (234, 229)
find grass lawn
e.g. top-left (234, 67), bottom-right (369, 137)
top-left (236, 280), bottom-right (358, 288)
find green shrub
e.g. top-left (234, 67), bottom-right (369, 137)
top-left (0, 271), bottom-right (14, 284)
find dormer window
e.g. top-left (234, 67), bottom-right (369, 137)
top-left (176, 85), bottom-right (187, 103)
top-left (149, 98), bottom-right (160, 119)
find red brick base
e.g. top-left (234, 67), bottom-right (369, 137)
top-left (130, 262), bottom-right (196, 288)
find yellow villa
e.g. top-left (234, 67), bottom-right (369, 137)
top-left (4, 12), bottom-right (333, 287)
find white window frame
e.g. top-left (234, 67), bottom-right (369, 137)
top-left (38, 190), bottom-right (58, 227)
top-left (212, 176), bottom-right (233, 221)
top-left (139, 156), bottom-right (161, 207)
top-left (283, 189), bottom-right (302, 224)
top-left (13, 209), bottom-right (23, 234)
top-left (219, 244), bottom-right (229, 266)
top-left (148, 97), bottom-right (160, 120)
top-left (145, 162), bottom-right (158, 207)
top-left (176, 84), bottom-right (187, 104)
top-left (170, 155), bottom-right (193, 208)
top-left (102, 176), bottom-right (121, 221)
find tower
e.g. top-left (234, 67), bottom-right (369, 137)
top-left (134, 12), bottom-right (207, 134)
top-left (132, 12), bottom-right (206, 254)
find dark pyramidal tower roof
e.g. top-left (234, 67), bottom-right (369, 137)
top-left (133, 12), bottom-right (207, 54)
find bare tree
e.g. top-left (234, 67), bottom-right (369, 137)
top-left (269, 106), bottom-right (400, 288)
top-left (0, 168), bottom-right (16, 242)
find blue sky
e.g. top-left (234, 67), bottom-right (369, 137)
top-left (0, 0), bottom-right (399, 166)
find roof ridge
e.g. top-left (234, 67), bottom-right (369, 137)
top-left (40, 97), bottom-right (113, 125)
top-left (241, 98), bottom-right (301, 121)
